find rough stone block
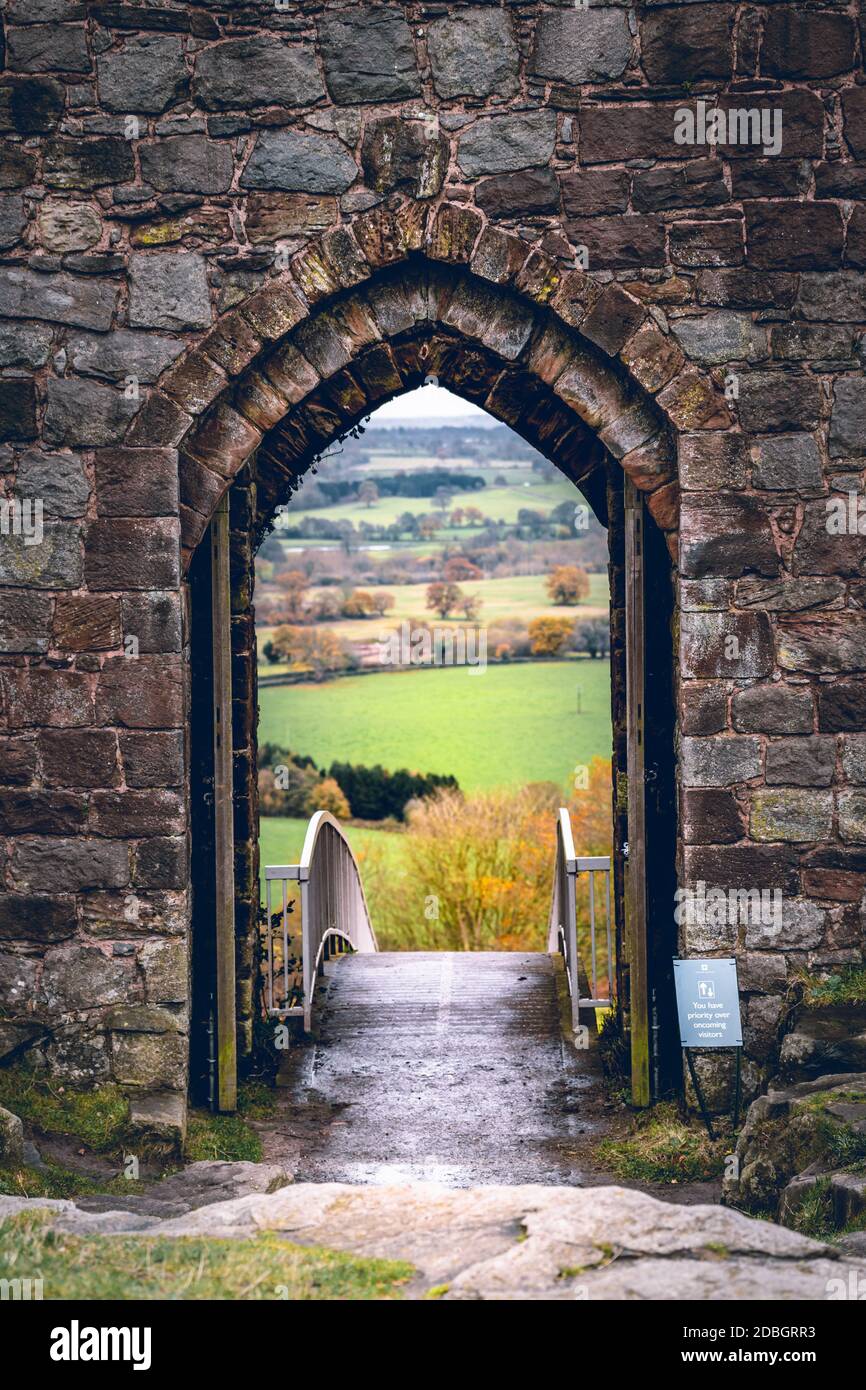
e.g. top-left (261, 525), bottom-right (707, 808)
top-left (112, 1030), bottom-right (186, 1090)
top-left (194, 36), bottom-right (323, 111)
top-left (751, 790), bottom-right (834, 842)
top-left (531, 9), bottom-right (631, 83)
top-left (830, 379), bottom-right (866, 458)
top-left (120, 731), bottom-right (184, 788)
top-left (241, 130), bottom-right (358, 195)
top-left (642, 6), bottom-right (733, 84)
top-left (680, 494), bottom-right (777, 577)
top-left (140, 136), bottom-right (233, 195)
top-left (318, 7), bottom-right (420, 104)
top-left (97, 34), bottom-right (188, 113)
top-left (10, 837), bottom-right (130, 893)
top-left (680, 612), bottom-right (774, 679)
top-left (765, 737), bottom-right (836, 788)
top-left (753, 434), bottom-right (823, 490)
top-left (85, 517), bottom-right (179, 591)
top-left (681, 735), bottom-right (762, 786)
top-left (95, 656), bottom-right (184, 729)
top-left (95, 447), bottom-right (179, 517)
top-left (428, 10), bottom-right (519, 99)
top-left (40, 730), bottom-right (119, 789)
top-left (129, 253), bottom-right (212, 333)
top-left (732, 684), bottom-right (813, 735)
top-left (679, 432), bottom-right (749, 491)
top-left (777, 615), bottom-right (866, 674)
top-left (457, 111), bottom-right (556, 178)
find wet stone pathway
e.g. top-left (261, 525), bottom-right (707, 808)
top-left (273, 952), bottom-right (601, 1187)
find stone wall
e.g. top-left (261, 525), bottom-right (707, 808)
top-left (0, 1), bottom-right (864, 1124)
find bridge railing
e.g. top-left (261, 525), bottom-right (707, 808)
top-left (547, 807), bottom-right (614, 1035)
top-left (264, 811), bottom-right (378, 1030)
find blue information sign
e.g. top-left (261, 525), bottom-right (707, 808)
top-left (673, 957), bottom-right (743, 1049)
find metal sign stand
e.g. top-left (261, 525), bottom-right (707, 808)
top-left (684, 1045), bottom-right (742, 1141)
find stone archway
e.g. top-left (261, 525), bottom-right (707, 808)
top-left (169, 216), bottom-right (687, 1108)
top-left (141, 202), bottom-right (723, 567)
top-left (2, 0), bottom-right (861, 1144)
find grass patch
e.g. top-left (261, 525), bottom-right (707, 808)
top-left (594, 1103), bottom-right (728, 1184)
top-left (796, 965), bottom-right (866, 1009)
top-left (0, 1209), bottom-right (412, 1301)
top-left (184, 1111), bottom-right (262, 1164)
top-left (0, 1162), bottom-right (150, 1201)
top-left (236, 1079), bottom-right (279, 1120)
top-left (788, 1179), bottom-right (836, 1241)
top-left (258, 659), bottom-right (612, 794)
top-left (0, 1070), bottom-right (129, 1152)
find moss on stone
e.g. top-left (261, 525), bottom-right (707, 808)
top-left (0, 1070), bottom-right (130, 1152)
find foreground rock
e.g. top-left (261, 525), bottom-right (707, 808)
top-left (3, 1183), bottom-right (863, 1300)
top-left (725, 1072), bottom-right (866, 1230)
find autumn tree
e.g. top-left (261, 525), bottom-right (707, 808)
top-left (358, 479), bottom-right (379, 509)
top-left (426, 581), bottom-right (463, 619)
top-left (369, 589), bottom-right (395, 617)
top-left (270, 625), bottom-right (351, 679)
top-left (443, 555), bottom-right (482, 583)
top-left (341, 589), bottom-right (376, 618)
top-left (308, 777), bottom-right (351, 818)
top-left (274, 569), bottom-right (310, 622)
top-left (528, 616), bottom-right (574, 656)
top-left (546, 565), bottom-right (590, 605)
top-left (458, 593), bottom-right (483, 622)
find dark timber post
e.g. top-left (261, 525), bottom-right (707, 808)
top-left (624, 478), bottom-right (650, 1108)
top-left (211, 493), bottom-right (237, 1112)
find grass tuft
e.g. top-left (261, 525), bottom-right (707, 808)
top-left (594, 1102), bottom-right (728, 1184)
top-left (796, 965), bottom-right (866, 1009)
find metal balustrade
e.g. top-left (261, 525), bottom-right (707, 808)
top-left (264, 811), bottom-right (378, 1030)
top-left (547, 807), bottom-right (614, 1034)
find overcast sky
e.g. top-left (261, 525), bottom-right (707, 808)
top-left (371, 383), bottom-right (493, 426)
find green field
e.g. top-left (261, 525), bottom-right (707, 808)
top-left (289, 481), bottom-right (571, 532)
top-left (258, 659), bottom-right (611, 792)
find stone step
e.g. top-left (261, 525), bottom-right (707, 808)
top-left (779, 1005), bottom-right (866, 1084)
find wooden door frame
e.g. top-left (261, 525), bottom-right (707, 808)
top-left (211, 494), bottom-right (237, 1112)
top-left (624, 477), bottom-right (651, 1107)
